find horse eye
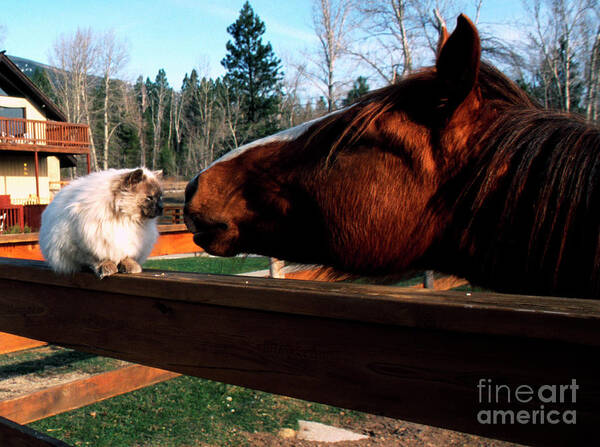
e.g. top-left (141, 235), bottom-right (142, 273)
top-left (146, 196), bottom-right (153, 201)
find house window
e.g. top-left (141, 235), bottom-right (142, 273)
top-left (0, 107), bottom-right (25, 119)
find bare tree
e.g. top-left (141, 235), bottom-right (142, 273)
top-left (218, 82), bottom-right (243, 152)
top-left (171, 88), bottom-right (185, 172)
top-left (311, 0), bottom-right (354, 111)
top-left (138, 78), bottom-right (149, 167)
top-left (280, 57), bottom-right (311, 127)
top-left (411, 0), bottom-right (460, 56)
top-left (98, 30), bottom-right (128, 170)
top-left (524, 0), bottom-right (597, 112)
top-left (197, 78), bottom-right (220, 167)
top-left (49, 28), bottom-right (100, 171)
top-left (148, 71), bottom-right (169, 170)
top-left (353, 0), bottom-right (415, 84)
top-left (351, 1), bottom-right (490, 85)
top-left (585, 25), bottom-right (600, 120)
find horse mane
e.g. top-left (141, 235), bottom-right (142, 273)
top-left (453, 95), bottom-right (600, 297)
top-left (303, 61), bottom-right (600, 296)
top-left (306, 62), bottom-right (537, 164)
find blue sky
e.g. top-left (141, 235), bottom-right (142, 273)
top-left (0, 0), bottom-right (525, 90)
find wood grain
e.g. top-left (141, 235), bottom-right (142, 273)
top-left (0, 365), bottom-right (179, 424)
top-left (0, 226), bottom-right (200, 261)
top-left (0, 258), bottom-right (597, 446)
top-left (0, 333), bottom-right (45, 355)
top-left (0, 258), bottom-right (598, 346)
top-left (0, 144), bottom-right (89, 155)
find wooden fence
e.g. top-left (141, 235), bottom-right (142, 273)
top-left (0, 206), bottom-right (24, 233)
top-left (0, 257), bottom-right (598, 446)
top-left (0, 224), bottom-right (199, 260)
top-left (0, 117), bottom-right (89, 149)
top-left (0, 203), bottom-right (184, 233)
top-left (159, 205), bottom-right (184, 225)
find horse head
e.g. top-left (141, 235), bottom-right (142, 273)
top-left (184, 15), bottom-right (600, 298)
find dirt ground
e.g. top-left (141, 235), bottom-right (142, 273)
top-left (241, 414), bottom-right (523, 447)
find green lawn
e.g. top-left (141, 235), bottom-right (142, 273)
top-left (29, 376), bottom-right (359, 446)
top-left (143, 255), bottom-right (271, 275)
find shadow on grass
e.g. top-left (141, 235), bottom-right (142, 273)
top-left (0, 349), bottom-right (96, 379)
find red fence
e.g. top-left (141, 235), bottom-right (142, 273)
top-left (0, 205), bottom-right (46, 233)
top-left (0, 204), bottom-right (184, 234)
top-left (158, 205), bottom-right (184, 225)
top-left (0, 117), bottom-right (89, 149)
top-left (23, 205), bottom-right (45, 231)
top-left (0, 206), bottom-right (24, 233)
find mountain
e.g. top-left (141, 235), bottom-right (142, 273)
top-left (6, 54), bottom-right (53, 78)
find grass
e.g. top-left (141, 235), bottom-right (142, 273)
top-left (29, 376), bottom-right (361, 446)
top-left (20, 256), bottom-right (362, 446)
top-left (3, 224), bottom-right (32, 234)
top-left (143, 255), bottom-right (271, 275)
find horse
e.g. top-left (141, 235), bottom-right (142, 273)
top-left (184, 15), bottom-right (600, 299)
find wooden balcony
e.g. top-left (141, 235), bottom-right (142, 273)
top-left (0, 117), bottom-right (90, 155)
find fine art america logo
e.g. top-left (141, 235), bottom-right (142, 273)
top-left (477, 379), bottom-right (578, 425)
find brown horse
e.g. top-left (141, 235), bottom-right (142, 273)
top-left (184, 15), bottom-right (600, 299)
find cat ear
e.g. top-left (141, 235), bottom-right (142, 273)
top-left (152, 170), bottom-right (163, 180)
top-left (122, 168), bottom-right (145, 188)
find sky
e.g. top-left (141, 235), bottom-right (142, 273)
top-left (0, 0), bottom-right (526, 91)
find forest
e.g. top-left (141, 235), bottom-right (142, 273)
top-left (22, 0), bottom-right (600, 177)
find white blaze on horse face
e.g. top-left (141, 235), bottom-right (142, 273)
top-left (207, 107), bottom-right (350, 170)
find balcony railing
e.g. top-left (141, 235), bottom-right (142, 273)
top-left (0, 117), bottom-right (89, 150)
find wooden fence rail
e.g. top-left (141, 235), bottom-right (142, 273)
top-left (0, 365), bottom-right (179, 425)
top-left (0, 206), bottom-right (24, 233)
top-left (159, 205), bottom-right (184, 225)
top-left (0, 117), bottom-right (89, 149)
top-left (0, 224), bottom-right (199, 260)
top-left (0, 257), bottom-right (598, 446)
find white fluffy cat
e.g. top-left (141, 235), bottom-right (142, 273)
top-left (40, 168), bottom-right (163, 278)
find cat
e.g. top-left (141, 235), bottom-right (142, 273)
top-left (39, 167), bottom-right (163, 278)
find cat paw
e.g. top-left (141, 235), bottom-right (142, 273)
top-left (94, 260), bottom-right (118, 279)
top-left (118, 257), bottom-right (142, 274)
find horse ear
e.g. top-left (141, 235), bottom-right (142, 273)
top-left (436, 14), bottom-right (481, 106)
top-left (436, 24), bottom-right (449, 56)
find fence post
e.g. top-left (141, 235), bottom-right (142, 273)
top-left (18, 206), bottom-right (24, 232)
top-left (424, 270), bottom-right (434, 289)
top-left (270, 258), bottom-right (285, 278)
top-left (34, 151), bottom-right (40, 203)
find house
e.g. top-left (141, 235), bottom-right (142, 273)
top-left (0, 51), bottom-right (90, 206)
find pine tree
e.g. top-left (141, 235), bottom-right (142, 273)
top-left (147, 69), bottom-right (172, 171)
top-left (517, 37), bottom-right (585, 114)
top-left (343, 76), bottom-right (370, 106)
top-left (221, 1), bottom-right (283, 141)
top-left (30, 68), bottom-right (57, 103)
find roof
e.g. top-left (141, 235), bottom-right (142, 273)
top-left (0, 51), bottom-right (67, 122)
